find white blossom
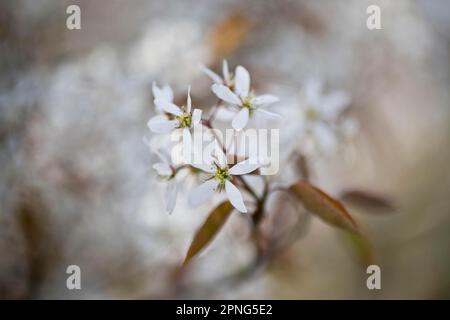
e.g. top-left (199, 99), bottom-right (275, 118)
top-left (187, 143), bottom-right (260, 213)
top-left (209, 65), bottom-right (280, 130)
top-left (147, 86), bottom-right (202, 153)
top-left (292, 78), bottom-right (354, 153)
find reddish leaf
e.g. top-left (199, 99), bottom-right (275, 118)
top-left (183, 201), bottom-right (234, 266)
top-left (340, 190), bottom-right (395, 213)
top-left (289, 180), bottom-right (358, 233)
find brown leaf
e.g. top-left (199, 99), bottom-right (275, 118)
top-left (277, 1), bottom-right (325, 36)
top-left (183, 201), bottom-right (234, 266)
top-left (289, 180), bottom-right (358, 233)
top-left (207, 13), bottom-right (252, 59)
top-left (340, 190), bottom-right (395, 213)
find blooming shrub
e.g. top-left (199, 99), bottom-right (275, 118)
top-left (147, 60), bottom-right (383, 268)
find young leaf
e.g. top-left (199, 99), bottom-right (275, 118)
top-left (341, 230), bottom-right (375, 268)
top-left (183, 201), bottom-right (234, 266)
top-left (340, 190), bottom-right (395, 213)
top-left (289, 180), bottom-right (358, 233)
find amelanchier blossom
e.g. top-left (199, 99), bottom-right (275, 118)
top-left (144, 62), bottom-right (373, 270)
top-left (206, 63), bottom-right (280, 130)
top-left (296, 78), bottom-right (354, 152)
top-left (188, 144), bottom-right (260, 213)
top-left (152, 149), bottom-right (178, 214)
top-left (147, 86), bottom-right (202, 155)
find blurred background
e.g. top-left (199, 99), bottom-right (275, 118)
top-left (0, 0), bottom-right (449, 299)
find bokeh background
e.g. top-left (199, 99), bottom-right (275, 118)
top-left (0, 0), bottom-right (449, 299)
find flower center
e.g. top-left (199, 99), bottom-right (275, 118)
top-left (177, 113), bottom-right (192, 128)
top-left (305, 107), bottom-right (319, 121)
top-left (214, 167), bottom-right (230, 187)
top-left (242, 94), bottom-right (255, 112)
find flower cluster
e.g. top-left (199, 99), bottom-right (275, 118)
top-left (147, 61), bottom-right (279, 214)
top-left (146, 61), bottom-right (371, 268)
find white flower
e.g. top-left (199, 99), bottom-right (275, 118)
top-left (296, 78), bottom-right (352, 152)
top-left (152, 149), bottom-right (178, 214)
top-left (210, 65), bottom-right (280, 130)
top-left (147, 86), bottom-right (202, 152)
top-left (199, 60), bottom-right (234, 88)
top-left (187, 144), bottom-right (260, 213)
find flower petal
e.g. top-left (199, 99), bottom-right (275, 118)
top-left (162, 85), bottom-right (174, 102)
top-left (214, 141), bottom-right (227, 168)
top-left (313, 122), bottom-right (337, 151)
top-left (305, 78), bottom-right (323, 106)
top-left (198, 63), bottom-right (223, 84)
top-left (223, 59), bottom-right (230, 83)
top-left (153, 162), bottom-right (172, 176)
top-left (152, 82), bottom-right (174, 103)
top-left (234, 66), bottom-right (250, 98)
top-left (231, 108), bottom-right (249, 130)
top-left (186, 86), bottom-right (192, 112)
top-left (321, 91), bottom-right (350, 121)
top-left (155, 152), bottom-right (169, 165)
top-left (211, 84), bottom-right (241, 105)
top-left (154, 99), bottom-right (183, 116)
top-left (182, 128), bottom-right (192, 162)
top-left (165, 179), bottom-right (177, 214)
top-left (229, 158), bottom-right (260, 175)
top-left (214, 106), bottom-right (236, 122)
top-left (191, 162), bottom-right (216, 174)
top-left (188, 179), bottom-right (219, 208)
top-left (225, 180), bottom-right (247, 213)
top-left (192, 109), bottom-right (202, 124)
top-left (255, 108), bottom-right (282, 119)
top-left (147, 116), bottom-right (178, 133)
top-left (253, 94), bottom-right (279, 107)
